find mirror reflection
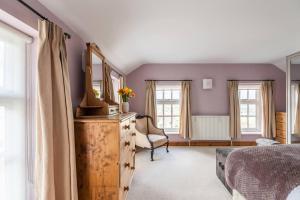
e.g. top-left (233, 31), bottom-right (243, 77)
top-left (92, 52), bottom-right (103, 100)
top-left (290, 55), bottom-right (300, 143)
top-left (111, 70), bottom-right (122, 104)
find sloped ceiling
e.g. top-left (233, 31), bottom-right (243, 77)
top-left (39, 0), bottom-right (300, 74)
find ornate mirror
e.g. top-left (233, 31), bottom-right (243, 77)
top-left (85, 43), bottom-right (105, 105)
top-left (76, 43), bottom-right (123, 117)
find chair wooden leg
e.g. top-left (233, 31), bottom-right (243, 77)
top-left (150, 148), bottom-right (154, 161)
top-left (166, 142), bottom-right (169, 153)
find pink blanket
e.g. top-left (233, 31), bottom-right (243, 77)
top-left (225, 145), bottom-right (300, 200)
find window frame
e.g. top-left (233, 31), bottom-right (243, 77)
top-left (156, 83), bottom-right (181, 134)
top-left (0, 15), bottom-right (37, 200)
top-left (238, 83), bottom-right (262, 134)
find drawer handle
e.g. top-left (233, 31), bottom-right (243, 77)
top-left (124, 186), bottom-right (129, 191)
top-left (124, 162), bottom-right (130, 168)
top-left (131, 166), bottom-right (135, 170)
top-left (131, 120), bottom-right (136, 123)
top-left (125, 141), bottom-right (130, 146)
top-left (131, 132), bottom-right (136, 136)
top-left (123, 125), bottom-right (130, 130)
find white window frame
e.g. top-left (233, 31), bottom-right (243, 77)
top-left (0, 10), bottom-right (37, 200)
top-left (156, 82), bottom-right (181, 134)
top-left (111, 74), bottom-right (121, 103)
top-left (238, 83), bottom-right (262, 134)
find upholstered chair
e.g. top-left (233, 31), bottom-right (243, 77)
top-left (135, 115), bottom-right (169, 161)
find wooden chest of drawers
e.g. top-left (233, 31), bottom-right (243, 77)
top-left (74, 113), bottom-right (136, 200)
top-left (275, 112), bottom-right (286, 144)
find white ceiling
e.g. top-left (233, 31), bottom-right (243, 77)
top-left (39, 0), bottom-right (300, 74)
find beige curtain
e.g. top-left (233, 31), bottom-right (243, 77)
top-left (103, 62), bottom-right (115, 102)
top-left (294, 84), bottom-right (300, 133)
top-left (179, 81), bottom-right (192, 139)
top-left (261, 81), bottom-right (276, 138)
top-left (35, 20), bottom-right (78, 200)
top-left (228, 81), bottom-right (241, 139)
top-left (145, 81), bottom-right (157, 125)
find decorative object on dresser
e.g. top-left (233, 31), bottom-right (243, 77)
top-left (135, 115), bottom-right (169, 161)
top-left (256, 138), bottom-right (280, 146)
top-left (74, 113), bottom-right (136, 200)
top-left (76, 43), bottom-right (123, 117)
top-left (275, 112), bottom-right (286, 144)
top-left (216, 148), bottom-right (234, 194)
top-left (118, 86), bottom-right (136, 113)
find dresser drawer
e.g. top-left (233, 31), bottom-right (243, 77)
top-left (276, 112), bottom-right (286, 123)
top-left (119, 162), bottom-right (134, 200)
top-left (276, 128), bottom-right (286, 139)
top-left (276, 122), bottom-right (286, 131)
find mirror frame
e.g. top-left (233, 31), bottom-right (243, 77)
top-left (85, 42), bottom-right (124, 106)
top-left (86, 43), bottom-right (105, 106)
top-left (287, 51), bottom-right (300, 144)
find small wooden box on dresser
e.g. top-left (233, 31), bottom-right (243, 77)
top-left (275, 112), bottom-right (286, 144)
top-left (74, 113), bottom-right (136, 200)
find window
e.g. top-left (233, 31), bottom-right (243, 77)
top-left (156, 83), bottom-right (180, 134)
top-left (239, 83), bottom-right (262, 134)
top-left (0, 21), bottom-right (35, 200)
top-left (111, 73), bottom-right (122, 103)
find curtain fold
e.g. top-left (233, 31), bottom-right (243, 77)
top-left (35, 20), bottom-right (78, 200)
top-left (293, 83), bottom-right (300, 133)
top-left (228, 81), bottom-right (241, 139)
top-left (103, 62), bottom-right (115, 102)
top-left (145, 81), bottom-right (157, 125)
top-left (179, 81), bottom-right (192, 139)
top-left (261, 81), bottom-right (276, 139)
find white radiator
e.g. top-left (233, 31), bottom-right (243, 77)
top-left (191, 116), bottom-right (230, 140)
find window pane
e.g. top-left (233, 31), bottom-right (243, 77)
top-left (156, 90), bottom-right (163, 100)
top-left (240, 104), bottom-right (248, 116)
top-left (239, 90), bottom-right (248, 99)
top-left (248, 117), bottom-right (256, 128)
top-left (164, 104), bottom-right (172, 115)
top-left (249, 104), bottom-right (256, 116)
top-left (164, 90), bottom-right (171, 99)
top-left (172, 90), bottom-right (180, 100)
top-left (0, 27), bottom-right (27, 199)
top-left (248, 90), bottom-right (256, 99)
top-left (164, 117), bottom-right (172, 128)
top-left (241, 117), bottom-right (248, 129)
top-left (173, 104), bottom-right (180, 115)
top-left (0, 106), bottom-right (4, 153)
top-left (172, 117), bottom-right (180, 128)
top-left (157, 117), bottom-right (164, 128)
top-left (157, 104), bottom-right (163, 115)
top-left (0, 42), bottom-right (3, 87)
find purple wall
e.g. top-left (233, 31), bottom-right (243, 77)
top-left (291, 64), bottom-right (300, 80)
top-left (126, 64), bottom-right (286, 115)
top-left (0, 0), bottom-right (85, 109)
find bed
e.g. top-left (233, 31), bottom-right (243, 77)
top-left (225, 145), bottom-right (300, 200)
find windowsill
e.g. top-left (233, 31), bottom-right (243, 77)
top-left (165, 132), bottom-right (179, 134)
top-left (242, 132), bottom-right (262, 135)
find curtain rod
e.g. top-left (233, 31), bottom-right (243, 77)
top-left (145, 80), bottom-right (192, 81)
top-left (17, 0), bottom-right (71, 39)
top-left (227, 80), bottom-right (275, 82)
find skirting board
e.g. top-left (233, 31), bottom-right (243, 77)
top-left (169, 140), bottom-right (256, 146)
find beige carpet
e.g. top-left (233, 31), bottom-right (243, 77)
top-left (127, 147), bottom-right (232, 200)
